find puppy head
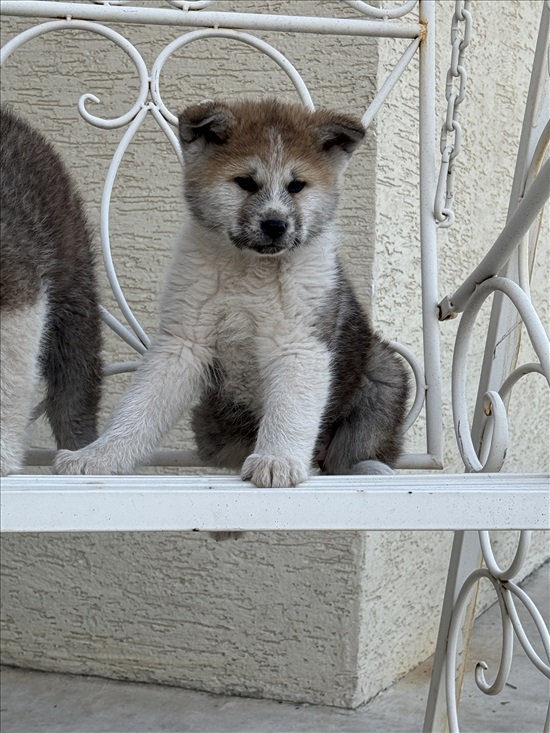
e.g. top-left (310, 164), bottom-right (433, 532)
top-left (178, 99), bottom-right (365, 256)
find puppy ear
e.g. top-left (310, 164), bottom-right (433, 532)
top-left (315, 112), bottom-right (365, 168)
top-left (178, 101), bottom-right (236, 148)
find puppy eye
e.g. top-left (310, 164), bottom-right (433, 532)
top-left (287, 180), bottom-right (306, 194)
top-left (235, 176), bottom-right (259, 193)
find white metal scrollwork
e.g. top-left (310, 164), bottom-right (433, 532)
top-left (341, 0), bottom-right (418, 19)
top-left (1, 0), bottom-right (435, 469)
top-left (424, 4), bottom-right (550, 731)
top-left (444, 532), bottom-right (550, 733)
top-left (150, 27), bottom-right (315, 126)
top-left (452, 277), bottom-right (550, 474)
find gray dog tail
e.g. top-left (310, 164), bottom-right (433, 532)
top-left (41, 291), bottom-right (103, 451)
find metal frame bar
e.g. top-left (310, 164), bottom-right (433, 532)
top-left (1, 473), bottom-right (548, 533)
top-left (439, 157), bottom-right (550, 318)
top-left (418, 0), bottom-right (443, 467)
top-left (0, 1), bottom-right (422, 38)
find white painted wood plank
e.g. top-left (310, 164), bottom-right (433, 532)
top-left (1, 473), bottom-right (548, 532)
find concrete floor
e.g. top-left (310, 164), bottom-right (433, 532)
top-left (1, 563), bottom-right (548, 733)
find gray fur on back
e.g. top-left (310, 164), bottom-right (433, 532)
top-left (0, 106), bottom-right (102, 455)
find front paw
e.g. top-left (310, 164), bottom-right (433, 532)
top-left (54, 447), bottom-right (121, 475)
top-left (241, 453), bottom-right (308, 488)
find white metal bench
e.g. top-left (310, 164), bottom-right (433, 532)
top-left (1, 2), bottom-right (549, 731)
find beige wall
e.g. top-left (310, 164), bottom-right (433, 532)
top-left (1, 0), bottom-right (548, 708)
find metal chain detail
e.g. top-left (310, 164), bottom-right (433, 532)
top-left (435, 0), bottom-right (472, 228)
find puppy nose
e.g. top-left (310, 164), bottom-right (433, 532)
top-left (261, 219), bottom-right (288, 240)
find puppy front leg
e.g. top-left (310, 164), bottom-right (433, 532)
top-left (55, 335), bottom-right (210, 475)
top-left (242, 342), bottom-right (331, 488)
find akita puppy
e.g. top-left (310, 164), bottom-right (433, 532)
top-left (56, 99), bottom-right (409, 488)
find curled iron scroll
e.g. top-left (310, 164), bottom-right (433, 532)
top-left (150, 27), bottom-right (314, 127)
top-left (342, 0), bottom-right (418, 19)
top-left (1, 19), bottom-right (153, 348)
top-left (445, 563), bottom-right (550, 732)
top-left (452, 277), bottom-right (550, 473)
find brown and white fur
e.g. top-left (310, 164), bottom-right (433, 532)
top-left (1, 107), bottom-right (102, 476)
top-left (55, 99), bottom-right (409, 492)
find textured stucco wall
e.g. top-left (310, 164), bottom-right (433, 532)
top-left (1, 0), bottom-right (548, 709)
top-left (1, 531), bottom-right (368, 705)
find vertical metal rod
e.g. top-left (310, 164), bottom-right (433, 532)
top-left (423, 531), bottom-right (482, 732)
top-left (418, 0), bottom-right (443, 465)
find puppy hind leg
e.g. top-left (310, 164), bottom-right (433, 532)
top-left (322, 413), bottom-right (396, 477)
top-left (0, 297), bottom-right (47, 475)
top-left (323, 341), bottom-right (409, 477)
top-left (348, 459), bottom-right (395, 476)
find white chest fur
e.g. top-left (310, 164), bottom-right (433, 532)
top-left (160, 222), bottom-right (337, 410)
